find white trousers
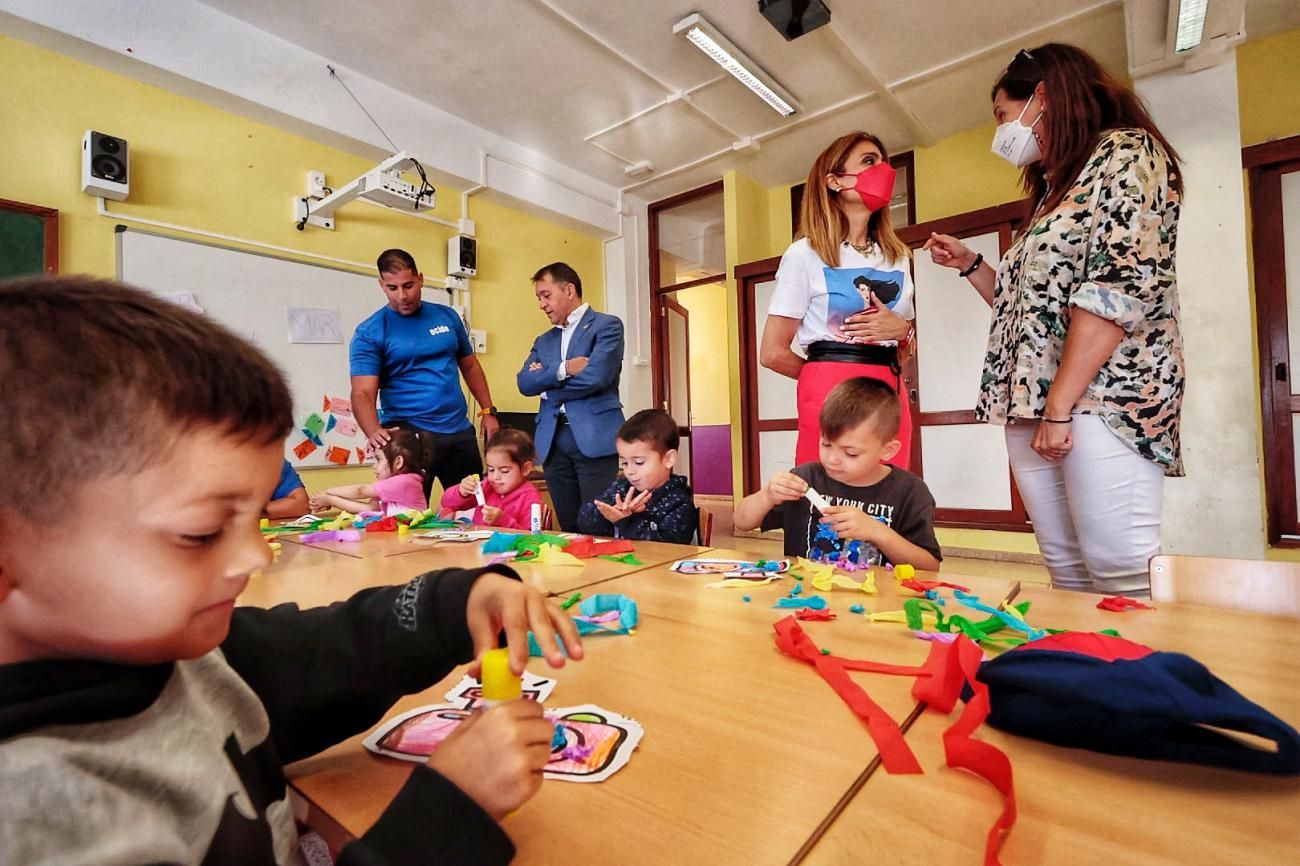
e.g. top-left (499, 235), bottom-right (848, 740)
top-left (1004, 415), bottom-right (1164, 595)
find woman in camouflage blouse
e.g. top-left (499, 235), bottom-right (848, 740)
top-left (924, 44), bottom-right (1184, 596)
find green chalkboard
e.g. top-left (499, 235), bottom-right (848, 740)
top-left (0, 199), bottom-right (57, 279)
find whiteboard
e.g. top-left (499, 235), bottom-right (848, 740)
top-left (117, 228), bottom-right (452, 467)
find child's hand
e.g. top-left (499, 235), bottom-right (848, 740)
top-left (821, 505), bottom-right (882, 542)
top-left (466, 572), bottom-right (583, 674)
top-left (481, 505), bottom-right (503, 525)
top-left (766, 471), bottom-right (807, 504)
top-left (308, 493), bottom-right (329, 512)
top-left (595, 488), bottom-right (651, 523)
top-left (459, 475), bottom-right (479, 497)
top-left (426, 700), bottom-right (554, 819)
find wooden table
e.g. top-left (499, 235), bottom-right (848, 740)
top-left (248, 534), bottom-right (711, 605)
top-left (802, 584), bottom-right (1300, 866)
top-left (283, 552), bottom-right (1016, 864)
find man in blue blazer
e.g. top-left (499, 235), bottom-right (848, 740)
top-left (517, 262), bottom-right (625, 531)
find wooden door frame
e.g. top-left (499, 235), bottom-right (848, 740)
top-left (660, 295), bottom-right (693, 475)
top-left (1245, 134), bottom-right (1300, 546)
top-left (736, 256), bottom-right (784, 495)
top-left (0, 196), bottom-right (59, 274)
top-left (896, 200), bottom-right (1031, 531)
top-left (649, 181), bottom-right (725, 411)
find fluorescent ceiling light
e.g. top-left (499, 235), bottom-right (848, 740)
top-left (1174, 0), bottom-right (1208, 52)
top-left (673, 13), bottom-right (798, 117)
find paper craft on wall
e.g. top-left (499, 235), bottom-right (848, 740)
top-left (363, 702), bottom-right (643, 783)
top-left (336, 417), bottom-right (358, 437)
top-left (293, 439), bottom-right (318, 460)
top-left (326, 446), bottom-right (350, 465)
top-left (287, 307), bottom-right (343, 344)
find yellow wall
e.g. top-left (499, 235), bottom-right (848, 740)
top-left (674, 283), bottom-right (730, 426)
top-left (912, 123), bottom-right (1024, 224)
top-left (0, 34), bottom-right (603, 492)
top-left (1237, 27), bottom-right (1300, 147)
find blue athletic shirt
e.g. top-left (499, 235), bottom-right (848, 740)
top-left (349, 302), bottom-right (473, 433)
top-left (271, 460), bottom-right (304, 501)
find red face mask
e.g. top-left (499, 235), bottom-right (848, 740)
top-left (838, 162), bottom-right (896, 212)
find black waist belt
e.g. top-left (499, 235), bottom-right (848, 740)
top-left (806, 341), bottom-right (898, 367)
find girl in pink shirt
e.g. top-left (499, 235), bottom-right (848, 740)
top-left (309, 428), bottom-right (429, 515)
top-left (441, 429), bottom-right (542, 529)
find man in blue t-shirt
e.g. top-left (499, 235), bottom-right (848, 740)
top-left (349, 249), bottom-right (500, 499)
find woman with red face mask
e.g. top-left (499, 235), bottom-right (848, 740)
top-left (924, 44), bottom-right (1185, 597)
top-left (760, 131), bottom-right (915, 469)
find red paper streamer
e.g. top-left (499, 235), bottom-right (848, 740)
top-left (795, 609), bottom-right (837, 621)
top-left (1097, 595), bottom-right (1155, 612)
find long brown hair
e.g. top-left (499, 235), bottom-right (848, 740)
top-left (992, 43), bottom-right (1183, 216)
top-left (799, 132), bottom-right (910, 267)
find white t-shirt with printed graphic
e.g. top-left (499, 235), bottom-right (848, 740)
top-left (767, 238), bottom-right (915, 349)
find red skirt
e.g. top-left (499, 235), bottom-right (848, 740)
top-left (795, 360), bottom-right (912, 470)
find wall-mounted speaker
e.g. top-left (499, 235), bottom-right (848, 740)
top-left (82, 130), bottom-right (129, 201)
top-left (448, 234), bottom-right (476, 278)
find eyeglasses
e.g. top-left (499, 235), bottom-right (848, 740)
top-left (1003, 48), bottom-right (1042, 84)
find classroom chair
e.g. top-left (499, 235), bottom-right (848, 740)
top-left (1148, 554), bottom-right (1300, 618)
top-left (697, 507), bottom-right (714, 547)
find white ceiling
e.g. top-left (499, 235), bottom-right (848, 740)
top-left (194, 0), bottom-right (1300, 203)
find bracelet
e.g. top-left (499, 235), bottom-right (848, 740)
top-left (958, 253), bottom-right (984, 277)
top-left (1041, 417), bottom-right (1073, 424)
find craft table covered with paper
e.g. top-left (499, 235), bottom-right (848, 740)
top-left (251, 532), bottom-right (711, 601)
top-left (800, 585), bottom-right (1300, 866)
top-left (281, 547), bottom-right (1017, 864)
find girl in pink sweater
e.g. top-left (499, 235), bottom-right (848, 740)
top-left (441, 428), bottom-right (543, 529)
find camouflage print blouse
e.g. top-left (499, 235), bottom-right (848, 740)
top-left (977, 128), bottom-right (1185, 476)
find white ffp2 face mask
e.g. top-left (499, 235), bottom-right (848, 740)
top-left (991, 96), bottom-right (1044, 167)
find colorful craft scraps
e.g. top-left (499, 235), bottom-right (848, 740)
top-left (564, 536), bottom-right (635, 558)
top-left (529, 594), bottom-right (638, 657)
top-left (773, 595), bottom-right (828, 610)
top-left (790, 557), bottom-right (836, 583)
top-left (796, 608), bottom-right (837, 621)
top-left (299, 529), bottom-right (362, 543)
top-left (900, 578), bottom-right (971, 594)
top-left (597, 553), bottom-right (644, 565)
top-left (536, 543), bottom-right (585, 567)
top-left (1096, 596), bottom-right (1156, 612)
top-left (326, 445), bottom-right (350, 465)
top-left (811, 570), bottom-right (877, 594)
top-left (292, 439), bottom-right (318, 460)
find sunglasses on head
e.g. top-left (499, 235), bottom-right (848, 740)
top-left (1002, 48), bottom-right (1042, 84)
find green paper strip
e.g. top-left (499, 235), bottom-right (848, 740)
top-left (598, 553), bottom-right (643, 565)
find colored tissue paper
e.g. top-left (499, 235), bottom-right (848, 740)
top-left (796, 609), bottom-right (837, 621)
top-left (704, 576), bottom-right (782, 589)
top-left (536, 543), bottom-right (585, 567)
top-left (849, 604), bottom-right (866, 614)
top-left (565, 536), bottom-right (636, 558)
top-left (292, 439), bottom-right (318, 461)
top-left (598, 553), bottom-right (643, 566)
top-left (811, 571), bottom-right (877, 594)
top-left (326, 446), bottom-right (350, 465)
top-left (1096, 596), bottom-right (1155, 612)
top-left (773, 595), bottom-right (828, 610)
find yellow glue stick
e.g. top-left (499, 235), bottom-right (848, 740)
top-left (479, 648), bottom-right (521, 709)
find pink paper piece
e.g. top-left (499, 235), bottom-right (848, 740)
top-left (335, 417), bottom-right (358, 437)
top-left (329, 395), bottom-right (353, 417)
top-left (913, 630), bottom-right (959, 643)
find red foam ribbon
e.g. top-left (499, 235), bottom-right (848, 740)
top-left (775, 616), bottom-right (1017, 866)
top-left (365, 516), bottom-right (399, 532)
top-left (563, 536), bottom-right (637, 558)
top-left (795, 609), bottom-right (837, 621)
top-left (1097, 595), bottom-right (1155, 612)
top-left (900, 578), bottom-right (971, 594)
